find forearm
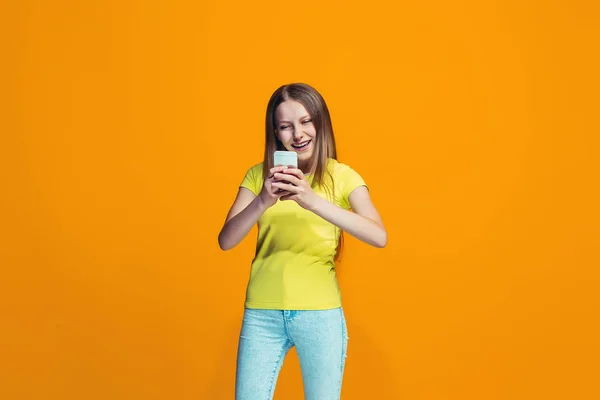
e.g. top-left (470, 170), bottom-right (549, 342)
top-left (218, 197), bottom-right (267, 250)
top-left (309, 197), bottom-right (387, 248)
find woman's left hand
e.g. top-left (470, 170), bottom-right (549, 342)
top-left (272, 168), bottom-right (321, 210)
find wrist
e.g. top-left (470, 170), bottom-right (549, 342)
top-left (306, 194), bottom-right (326, 214)
top-left (256, 192), bottom-right (272, 211)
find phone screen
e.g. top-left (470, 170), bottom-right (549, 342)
top-left (273, 151), bottom-right (298, 168)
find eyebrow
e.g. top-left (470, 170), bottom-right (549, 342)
top-left (278, 115), bottom-right (311, 124)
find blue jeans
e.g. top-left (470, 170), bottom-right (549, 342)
top-left (235, 307), bottom-right (349, 400)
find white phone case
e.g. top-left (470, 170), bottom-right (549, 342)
top-left (273, 151), bottom-right (298, 168)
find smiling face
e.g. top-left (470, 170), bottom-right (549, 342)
top-left (274, 100), bottom-right (317, 171)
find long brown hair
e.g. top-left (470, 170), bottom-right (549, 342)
top-left (262, 83), bottom-right (344, 260)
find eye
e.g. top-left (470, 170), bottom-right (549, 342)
top-left (279, 125), bottom-right (290, 130)
top-left (302, 119), bottom-right (312, 125)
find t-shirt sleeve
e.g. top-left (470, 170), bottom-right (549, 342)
top-left (340, 165), bottom-right (368, 210)
top-left (239, 164), bottom-right (263, 196)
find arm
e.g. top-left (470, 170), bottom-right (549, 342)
top-left (217, 187), bottom-right (265, 251)
top-left (309, 186), bottom-right (387, 248)
top-left (274, 169), bottom-right (387, 248)
top-left (218, 165), bottom-right (289, 250)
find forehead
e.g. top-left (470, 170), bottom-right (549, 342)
top-left (275, 100), bottom-right (310, 121)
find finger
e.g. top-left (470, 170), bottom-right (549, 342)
top-left (273, 187), bottom-right (290, 195)
top-left (282, 167), bottom-right (304, 179)
top-left (279, 191), bottom-right (296, 200)
top-left (274, 173), bottom-right (302, 186)
top-left (270, 165), bottom-right (287, 174)
top-left (268, 166), bottom-right (287, 179)
top-left (273, 182), bottom-right (298, 193)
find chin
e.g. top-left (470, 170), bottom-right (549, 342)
top-left (298, 152), bottom-right (313, 161)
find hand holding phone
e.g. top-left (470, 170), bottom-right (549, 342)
top-left (271, 151), bottom-right (297, 196)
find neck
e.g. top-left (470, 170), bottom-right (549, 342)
top-left (299, 159), bottom-right (314, 175)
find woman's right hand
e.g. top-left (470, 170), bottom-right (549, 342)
top-left (258, 165), bottom-right (289, 209)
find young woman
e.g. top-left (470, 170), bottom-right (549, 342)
top-left (218, 83), bottom-right (387, 400)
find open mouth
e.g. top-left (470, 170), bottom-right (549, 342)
top-left (291, 140), bottom-right (312, 151)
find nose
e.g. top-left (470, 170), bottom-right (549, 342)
top-left (292, 125), bottom-right (304, 140)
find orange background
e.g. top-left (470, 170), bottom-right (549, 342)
top-left (2, 1), bottom-right (599, 399)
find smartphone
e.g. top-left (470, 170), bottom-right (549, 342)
top-left (273, 151), bottom-right (298, 168)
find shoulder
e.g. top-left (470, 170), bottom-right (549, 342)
top-left (244, 162), bottom-right (264, 179)
top-left (329, 159), bottom-right (361, 179)
top-left (239, 162), bottom-right (265, 195)
top-left (329, 159), bottom-right (367, 201)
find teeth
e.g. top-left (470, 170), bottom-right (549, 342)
top-left (293, 141), bottom-right (310, 148)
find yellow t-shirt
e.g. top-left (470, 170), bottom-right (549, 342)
top-left (239, 158), bottom-right (367, 310)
